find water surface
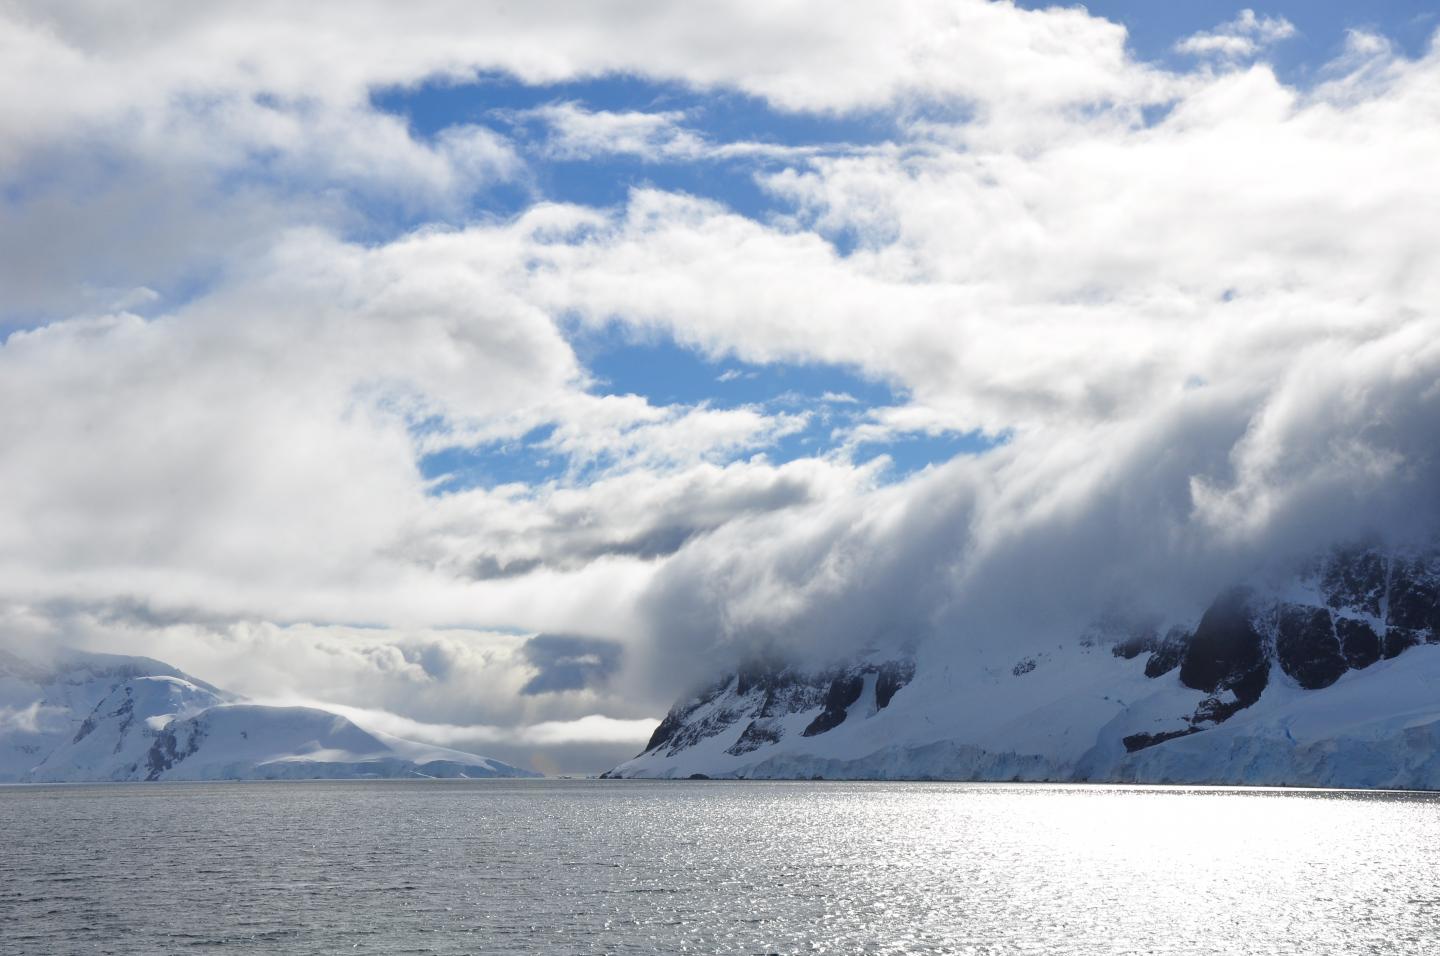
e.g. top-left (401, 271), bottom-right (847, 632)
top-left (2, 780), bottom-right (1437, 954)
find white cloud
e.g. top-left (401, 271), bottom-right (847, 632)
top-left (321, 706), bottom-right (658, 748)
top-left (0, 0), bottom-right (1167, 316)
top-left (1176, 9), bottom-right (1297, 59)
top-left (519, 101), bottom-right (853, 164)
top-left (522, 102), bottom-right (704, 161)
top-left (0, 702), bottom-right (69, 735)
top-left (0, 1), bottom-right (1438, 772)
top-left (0, 0), bottom-right (1162, 134)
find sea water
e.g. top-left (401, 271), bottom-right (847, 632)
top-left (2, 779), bottom-right (1437, 954)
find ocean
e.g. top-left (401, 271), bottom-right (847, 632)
top-left (3, 779), bottom-right (1437, 954)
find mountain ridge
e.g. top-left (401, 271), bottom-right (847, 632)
top-left (0, 649), bottom-right (539, 781)
top-left (607, 540), bottom-right (1440, 788)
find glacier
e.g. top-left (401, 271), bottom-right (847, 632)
top-left (0, 648), bottom-right (538, 781)
top-left (608, 541), bottom-right (1440, 789)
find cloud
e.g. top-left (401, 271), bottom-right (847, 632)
top-left (516, 101), bottom-right (850, 165)
top-left (1, 1), bottom-right (1438, 773)
top-left (0, 1), bottom-right (1161, 132)
top-left (0, 702), bottom-right (69, 735)
top-left (316, 705), bottom-right (658, 775)
top-left (0, 0), bottom-right (1171, 319)
top-left (519, 634), bottom-right (623, 694)
top-left (521, 102), bottom-right (704, 162)
top-left (1176, 10), bottom-right (1297, 59)
top-left (313, 705), bottom-right (655, 748)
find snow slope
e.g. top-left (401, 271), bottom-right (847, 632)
top-left (0, 649), bottom-right (538, 781)
top-left (0, 648), bottom-right (228, 781)
top-left (609, 542), bottom-right (1440, 789)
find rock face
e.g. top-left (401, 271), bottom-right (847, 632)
top-left (1119, 543), bottom-right (1437, 752)
top-left (1180, 588), bottom-right (1268, 699)
top-left (609, 541), bottom-right (1440, 788)
top-left (1274, 605), bottom-right (1347, 690)
top-left (0, 650), bottom-right (539, 782)
top-left (611, 656), bottom-right (916, 772)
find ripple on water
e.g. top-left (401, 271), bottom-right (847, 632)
top-left (1, 780), bottom-right (1438, 954)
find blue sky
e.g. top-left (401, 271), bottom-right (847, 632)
top-left (368, 0), bottom-right (1437, 495)
top-left (419, 335), bottom-right (999, 492)
top-left (1054, 0), bottom-right (1438, 70)
top-left (375, 72), bottom-right (957, 493)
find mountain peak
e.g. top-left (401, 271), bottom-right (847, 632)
top-left (0, 648), bottom-right (539, 781)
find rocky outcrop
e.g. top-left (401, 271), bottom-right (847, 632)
top-left (1179, 587), bottom-right (1269, 704)
top-left (1274, 604), bottom-right (1346, 690)
top-left (145, 719), bottom-right (204, 780)
top-left (613, 655), bottom-right (916, 769)
top-left (1122, 544), bottom-right (1439, 752)
top-left (801, 673), bottom-right (866, 737)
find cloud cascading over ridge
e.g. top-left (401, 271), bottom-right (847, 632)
top-left (1, 1), bottom-right (1437, 772)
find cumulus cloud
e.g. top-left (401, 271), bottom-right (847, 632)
top-left (521, 102), bottom-right (705, 162)
top-left (1176, 10), bottom-right (1297, 59)
top-left (516, 101), bottom-right (846, 164)
top-left (0, 0), bottom-right (1437, 771)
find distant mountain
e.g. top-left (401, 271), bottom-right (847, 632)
top-left (608, 541), bottom-right (1440, 789)
top-left (0, 649), bottom-right (538, 781)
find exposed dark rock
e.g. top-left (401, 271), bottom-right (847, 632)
top-left (144, 721), bottom-right (203, 781)
top-left (1387, 556), bottom-right (1439, 634)
top-left (628, 538), bottom-right (1440, 780)
top-left (1180, 588), bottom-right (1268, 708)
top-left (642, 675), bottom-right (735, 754)
top-left (1123, 728), bottom-right (1198, 753)
top-left (1322, 546), bottom-right (1388, 618)
top-left (734, 659), bottom-right (775, 698)
top-left (726, 719), bottom-right (783, 756)
top-left (1143, 627), bottom-right (1190, 678)
top-left (1192, 689), bottom-right (1258, 726)
top-left (110, 693), bottom-right (135, 753)
top-left (875, 660), bottom-right (915, 710)
top-left (1232, 660), bottom-right (1270, 710)
top-left (687, 773), bottom-right (710, 780)
top-left (665, 704), bottom-right (750, 756)
top-left (1275, 604), bottom-right (1347, 690)
top-left (1112, 631), bottom-right (1154, 660)
top-left (636, 655), bottom-right (915, 759)
top-left (1335, 618), bottom-right (1381, 670)
top-left (71, 714), bottom-right (97, 744)
top-left (73, 689), bottom-right (135, 745)
top-left (145, 731), bottom-right (177, 780)
top-left (755, 671), bottom-right (829, 719)
top-left (1384, 627), bottom-right (1420, 660)
top-left (642, 712), bottom-right (684, 754)
top-left (801, 673), bottom-right (866, 737)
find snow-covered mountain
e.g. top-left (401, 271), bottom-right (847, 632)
top-left (0, 649), bottom-right (538, 781)
top-left (608, 541), bottom-right (1440, 789)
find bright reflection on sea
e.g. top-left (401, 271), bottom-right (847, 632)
top-left (2, 779), bottom-right (1437, 954)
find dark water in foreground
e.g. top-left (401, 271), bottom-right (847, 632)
top-left (2, 780), bottom-right (1438, 955)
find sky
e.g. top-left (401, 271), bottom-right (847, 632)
top-left (2, 1), bottom-right (1438, 775)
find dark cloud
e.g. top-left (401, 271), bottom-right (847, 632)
top-left (469, 556), bottom-right (545, 580)
top-left (38, 596), bottom-right (243, 632)
top-left (465, 472), bottom-right (815, 579)
top-left (520, 634), bottom-right (624, 695)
